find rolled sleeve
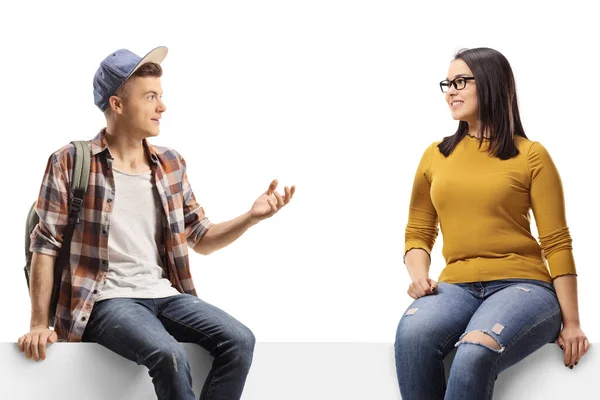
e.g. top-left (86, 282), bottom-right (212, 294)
top-left (30, 153), bottom-right (69, 256)
top-left (178, 154), bottom-right (213, 248)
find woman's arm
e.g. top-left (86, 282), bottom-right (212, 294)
top-left (403, 143), bottom-right (439, 297)
top-left (528, 141), bottom-right (588, 368)
top-left (553, 275), bottom-right (590, 368)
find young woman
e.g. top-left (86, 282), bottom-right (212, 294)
top-left (394, 47), bottom-right (589, 400)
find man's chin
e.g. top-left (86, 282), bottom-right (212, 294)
top-left (145, 129), bottom-right (160, 138)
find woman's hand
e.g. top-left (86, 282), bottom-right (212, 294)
top-left (407, 277), bottom-right (438, 299)
top-left (556, 323), bottom-right (590, 369)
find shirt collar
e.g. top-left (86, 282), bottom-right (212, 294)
top-left (91, 128), bottom-right (159, 165)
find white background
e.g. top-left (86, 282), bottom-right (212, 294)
top-left (0, 0), bottom-right (598, 343)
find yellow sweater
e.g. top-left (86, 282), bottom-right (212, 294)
top-left (405, 134), bottom-right (576, 284)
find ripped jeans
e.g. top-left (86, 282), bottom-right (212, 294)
top-left (82, 294), bottom-right (255, 400)
top-left (394, 279), bottom-right (561, 400)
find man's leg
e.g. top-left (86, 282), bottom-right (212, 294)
top-left (82, 298), bottom-right (196, 400)
top-left (155, 294), bottom-right (256, 400)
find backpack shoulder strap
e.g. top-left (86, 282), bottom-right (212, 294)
top-left (46, 140), bottom-right (91, 327)
top-left (71, 141), bottom-right (91, 193)
top-left (68, 141), bottom-right (91, 224)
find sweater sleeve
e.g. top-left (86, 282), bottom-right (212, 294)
top-left (404, 142), bottom-right (439, 262)
top-left (528, 141), bottom-right (577, 278)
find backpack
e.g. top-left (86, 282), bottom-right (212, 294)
top-left (25, 141), bottom-right (91, 327)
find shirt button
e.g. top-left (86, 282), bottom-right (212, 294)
top-left (103, 229), bottom-right (108, 235)
top-left (102, 260), bottom-right (107, 265)
top-left (92, 290), bottom-right (98, 295)
top-left (81, 316), bottom-right (87, 322)
top-left (107, 199), bottom-right (113, 203)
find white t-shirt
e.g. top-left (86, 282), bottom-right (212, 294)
top-left (95, 167), bottom-right (180, 302)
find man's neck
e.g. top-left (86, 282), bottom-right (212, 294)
top-left (104, 127), bottom-right (150, 171)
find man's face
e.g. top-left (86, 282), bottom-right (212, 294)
top-left (113, 76), bottom-right (166, 138)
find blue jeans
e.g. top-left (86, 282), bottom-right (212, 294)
top-left (394, 279), bottom-right (562, 400)
top-left (82, 294), bottom-right (255, 400)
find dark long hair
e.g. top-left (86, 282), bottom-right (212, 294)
top-left (438, 48), bottom-right (527, 160)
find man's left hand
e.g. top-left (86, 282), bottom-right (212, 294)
top-left (250, 179), bottom-right (295, 224)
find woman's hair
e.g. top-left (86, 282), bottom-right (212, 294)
top-left (438, 47), bottom-right (527, 160)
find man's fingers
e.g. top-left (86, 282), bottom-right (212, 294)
top-left (31, 337), bottom-right (40, 362)
top-left (266, 179), bottom-right (278, 195)
top-left (24, 336), bottom-right (32, 359)
top-left (266, 197), bottom-right (277, 213)
top-left (584, 338), bottom-right (590, 355)
top-left (284, 185), bottom-right (296, 204)
top-left (39, 336), bottom-right (48, 361)
top-left (274, 191), bottom-right (284, 208)
top-left (283, 186), bottom-right (291, 203)
top-left (48, 331), bottom-right (58, 345)
top-left (17, 336), bottom-right (25, 352)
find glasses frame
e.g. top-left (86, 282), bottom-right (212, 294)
top-left (439, 77), bottom-right (475, 93)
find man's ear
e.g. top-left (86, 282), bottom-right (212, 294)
top-left (108, 95), bottom-right (125, 115)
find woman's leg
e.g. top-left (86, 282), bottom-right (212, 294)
top-left (395, 282), bottom-right (481, 400)
top-left (445, 282), bottom-right (561, 400)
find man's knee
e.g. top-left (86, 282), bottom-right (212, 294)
top-left (233, 324), bottom-right (256, 353)
top-left (146, 341), bottom-right (188, 372)
top-left (221, 323), bottom-right (255, 368)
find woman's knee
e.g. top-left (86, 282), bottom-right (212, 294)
top-left (452, 333), bottom-right (502, 372)
top-left (395, 318), bottom-right (439, 358)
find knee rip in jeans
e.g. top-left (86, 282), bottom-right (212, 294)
top-left (455, 328), bottom-right (505, 353)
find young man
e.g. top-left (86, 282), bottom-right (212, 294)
top-left (18, 46), bottom-right (295, 400)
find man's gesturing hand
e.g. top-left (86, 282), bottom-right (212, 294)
top-left (250, 179), bottom-right (295, 224)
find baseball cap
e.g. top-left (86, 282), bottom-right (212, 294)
top-left (93, 46), bottom-right (168, 111)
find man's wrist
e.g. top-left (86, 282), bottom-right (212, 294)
top-left (30, 321), bottom-right (49, 330)
top-left (247, 210), bottom-right (261, 227)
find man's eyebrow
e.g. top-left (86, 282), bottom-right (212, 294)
top-left (143, 91), bottom-right (163, 95)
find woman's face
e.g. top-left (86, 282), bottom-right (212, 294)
top-left (445, 59), bottom-right (478, 123)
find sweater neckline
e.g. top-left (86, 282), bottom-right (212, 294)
top-left (465, 133), bottom-right (490, 141)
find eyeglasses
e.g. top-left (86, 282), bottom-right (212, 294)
top-left (439, 77), bottom-right (475, 93)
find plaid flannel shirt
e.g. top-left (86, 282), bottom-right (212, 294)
top-left (30, 128), bottom-right (213, 342)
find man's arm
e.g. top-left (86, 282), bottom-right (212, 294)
top-left (192, 180), bottom-right (295, 255)
top-left (29, 252), bottom-right (56, 327)
top-left (19, 151), bottom-right (69, 361)
top-left (193, 211), bottom-right (255, 255)
top-left (18, 252), bottom-right (59, 361)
